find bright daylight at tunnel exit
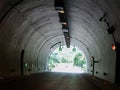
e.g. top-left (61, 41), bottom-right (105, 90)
top-left (48, 45), bottom-right (87, 73)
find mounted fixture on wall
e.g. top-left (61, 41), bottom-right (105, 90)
top-left (59, 42), bottom-right (62, 51)
top-left (99, 13), bottom-right (115, 35)
top-left (24, 63), bottom-right (28, 68)
top-left (72, 46), bottom-right (76, 52)
top-left (112, 43), bottom-right (116, 51)
top-left (107, 26), bottom-right (115, 34)
top-left (50, 41), bottom-right (62, 52)
top-left (90, 56), bottom-right (99, 76)
top-left (99, 13), bottom-right (116, 52)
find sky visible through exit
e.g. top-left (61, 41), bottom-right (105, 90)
top-left (48, 45), bottom-right (87, 73)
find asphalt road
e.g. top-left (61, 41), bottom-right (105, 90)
top-left (0, 72), bottom-right (119, 90)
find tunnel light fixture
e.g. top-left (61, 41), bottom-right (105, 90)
top-left (58, 10), bottom-right (64, 13)
top-left (72, 46), bottom-right (76, 52)
top-left (59, 48), bottom-right (62, 51)
top-left (54, 0), bottom-right (70, 48)
top-left (112, 43), bottom-right (116, 51)
top-left (59, 46), bottom-right (62, 51)
top-left (62, 24), bottom-right (68, 29)
top-left (61, 22), bottom-right (67, 25)
top-left (56, 9), bottom-right (65, 13)
top-left (24, 63), bottom-right (28, 68)
top-left (59, 43), bottom-right (62, 51)
top-left (55, 6), bottom-right (65, 13)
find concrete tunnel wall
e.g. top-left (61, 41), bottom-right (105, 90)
top-left (0, 0), bottom-right (120, 83)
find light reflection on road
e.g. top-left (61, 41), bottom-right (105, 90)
top-left (51, 63), bottom-right (86, 73)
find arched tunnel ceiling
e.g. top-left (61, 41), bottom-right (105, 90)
top-left (0, 0), bottom-right (120, 82)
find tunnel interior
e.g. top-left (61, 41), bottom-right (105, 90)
top-left (0, 0), bottom-right (120, 84)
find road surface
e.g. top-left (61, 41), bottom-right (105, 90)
top-left (0, 72), bottom-right (119, 90)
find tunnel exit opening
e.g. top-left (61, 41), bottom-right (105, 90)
top-left (48, 45), bottom-right (87, 73)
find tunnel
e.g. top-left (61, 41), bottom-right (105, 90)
top-left (0, 0), bottom-right (120, 89)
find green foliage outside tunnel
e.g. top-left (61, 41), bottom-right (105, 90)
top-left (48, 46), bottom-right (87, 72)
top-left (73, 53), bottom-right (86, 68)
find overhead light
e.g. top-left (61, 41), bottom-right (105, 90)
top-left (62, 24), bottom-right (68, 29)
top-left (57, 10), bottom-right (64, 13)
top-left (54, 0), bottom-right (70, 48)
top-left (61, 22), bottom-right (67, 25)
top-left (55, 6), bottom-right (65, 13)
top-left (112, 43), bottom-right (116, 51)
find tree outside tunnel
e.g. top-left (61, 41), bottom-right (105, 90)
top-left (48, 45), bottom-right (87, 73)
